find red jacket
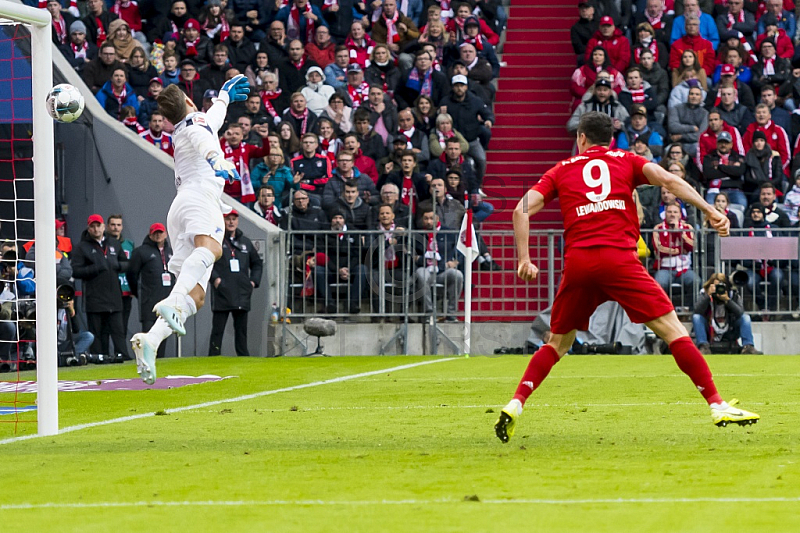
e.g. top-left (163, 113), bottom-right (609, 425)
top-left (584, 28), bottom-right (631, 74)
top-left (669, 34), bottom-right (716, 76)
top-left (305, 41), bottom-right (336, 68)
top-left (755, 30), bottom-right (794, 59)
top-left (220, 139), bottom-right (269, 199)
top-left (110, 1), bottom-right (142, 32)
top-left (354, 150), bottom-right (378, 184)
top-left (445, 18), bottom-right (499, 46)
top-left (743, 120), bottom-right (791, 174)
top-left (697, 123), bottom-right (744, 170)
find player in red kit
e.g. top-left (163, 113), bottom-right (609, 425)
top-left (494, 113), bottom-right (759, 443)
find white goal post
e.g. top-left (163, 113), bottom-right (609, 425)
top-left (0, 0), bottom-right (57, 436)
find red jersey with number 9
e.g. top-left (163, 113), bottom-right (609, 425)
top-left (532, 146), bottom-right (650, 252)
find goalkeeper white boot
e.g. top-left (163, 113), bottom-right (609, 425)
top-left (131, 333), bottom-right (157, 385)
top-left (711, 399), bottom-right (760, 427)
top-left (154, 293), bottom-right (188, 336)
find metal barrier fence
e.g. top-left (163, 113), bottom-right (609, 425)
top-left (276, 226), bottom-right (800, 324)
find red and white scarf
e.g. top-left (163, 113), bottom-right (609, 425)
top-left (288, 2), bottom-right (315, 43)
top-left (382, 222), bottom-right (398, 268)
top-left (262, 205), bottom-right (277, 224)
top-left (53, 16), bottom-right (67, 44)
top-left (725, 9), bottom-right (745, 30)
top-left (425, 220), bottom-right (442, 272)
top-left (319, 137), bottom-right (339, 162)
top-left (112, 84), bottom-right (128, 108)
top-left (347, 81), bottom-right (370, 108)
top-left (122, 116), bottom-right (145, 133)
top-left (401, 175), bottom-right (415, 207)
top-left (436, 129), bottom-right (454, 150)
top-left (71, 40), bottom-right (89, 59)
top-left (653, 222), bottom-right (691, 275)
top-left (290, 106), bottom-right (310, 134)
top-left (95, 16), bottom-right (108, 45)
top-left (462, 34), bottom-right (483, 51)
top-left (223, 141), bottom-right (256, 202)
top-left (291, 57), bottom-right (305, 70)
top-left (763, 57), bottom-right (775, 76)
top-left (184, 36), bottom-right (200, 57)
top-left (628, 87), bottom-right (645, 103)
top-left (383, 10), bottom-right (401, 43)
top-left (398, 127), bottom-right (415, 149)
top-left (260, 88), bottom-right (282, 118)
top-left (203, 16), bottom-right (230, 42)
top-left (645, 11), bottom-right (664, 29)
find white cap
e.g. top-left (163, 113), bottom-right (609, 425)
top-left (451, 74), bottom-right (468, 85)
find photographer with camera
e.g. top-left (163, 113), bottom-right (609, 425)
top-left (56, 284), bottom-right (94, 366)
top-left (692, 273), bottom-right (761, 354)
top-left (0, 246), bottom-right (36, 369)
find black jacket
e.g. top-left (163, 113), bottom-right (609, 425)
top-left (365, 62), bottom-right (402, 95)
top-left (571, 17), bottom-right (599, 58)
top-left (280, 204), bottom-right (329, 254)
top-left (438, 92), bottom-right (494, 143)
top-left (82, 11), bottom-right (118, 46)
top-left (428, 156), bottom-right (479, 194)
top-left (59, 41), bottom-right (99, 74)
top-left (327, 196), bottom-right (373, 230)
top-left (178, 76), bottom-right (212, 106)
top-left (395, 68), bottom-right (450, 109)
top-left (128, 63), bottom-right (160, 98)
top-left (127, 236), bottom-right (174, 322)
top-left (378, 171), bottom-right (430, 204)
top-left (224, 37), bottom-right (257, 73)
top-left (320, 230), bottom-right (364, 274)
top-left (751, 57), bottom-right (791, 97)
top-left (199, 61), bottom-right (231, 91)
top-left (703, 150), bottom-right (746, 190)
top-left (210, 229), bottom-right (263, 312)
top-left (71, 231), bottom-right (126, 313)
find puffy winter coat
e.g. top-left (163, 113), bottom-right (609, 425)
top-left (127, 236), bottom-right (174, 322)
top-left (71, 231), bottom-right (126, 313)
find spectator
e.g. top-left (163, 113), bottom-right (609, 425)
top-left (239, 91), bottom-right (267, 125)
top-left (744, 130), bottom-right (786, 202)
top-left (633, 0), bottom-right (673, 47)
top-left (446, 167), bottom-right (493, 224)
top-left (326, 178), bottom-right (374, 230)
top-left (305, 25), bottom-right (335, 68)
top-left (376, 137), bottom-right (409, 180)
top-left (636, 49), bottom-right (669, 110)
top-left (670, 49), bottom-right (709, 91)
top-left (221, 122), bottom-right (269, 203)
top-left (47, 0), bottom-right (76, 46)
top-left (704, 192), bottom-right (741, 230)
top-left (60, 21), bottom-right (98, 74)
top-left (260, 20), bottom-right (290, 68)
top-left (320, 0), bottom-right (357, 42)
top-left (394, 107), bottom-right (429, 167)
top-left (396, 50), bottom-right (449, 109)
top-left (618, 67), bottom-right (658, 119)
top-left (413, 207), bottom-right (463, 321)
top-left (279, 121), bottom-right (302, 159)
top-left (697, 108), bottom-right (745, 171)
top-left (459, 17), bottom-right (500, 79)
top-left (705, 63), bottom-right (755, 110)
top-left (438, 74), bottom-right (492, 183)
top-left (144, 1), bottom-right (188, 45)
top-left (159, 50), bottom-right (181, 87)
top-left (380, 146), bottom-right (429, 201)
top-left (617, 104), bottom-right (664, 159)
top-left (208, 210), bottom-right (263, 357)
top-left (374, 183), bottom-right (412, 226)
top-left (644, 184), bottom-right (698, 228)
top-left (567, 78), bottom-right (628, 136)
top-left (458, 42), bottom-right (494, 101)
top-left (741, 203), bottom-right (784, 308)
top-left (291, 133), bottom-right (332, 200)
top-left (106, 214), bottom-right (135, 340)
top-left (670, 0), bottom-right (719, 47)
top-left (224, 22), bottom-right (256, 73)
top-left (584, 15), bottom-right (630, 73)
top-left (253, 185), bottom-right (285, 225)
top-left (571, 47), bottom-right (622, 108)
top-left (372, 0), bottom-right (420, 60)
top-left (280, 39), bottom-right (318, 93)
top-left (317, 117), bottom-right (342, 163)
top-left (245, 51), bottom-right (276, 90)
top-left (692, 273), bottom-right (760, 355)
top-left (96, 67), bottom-right (140, 119)
top-left (279, 189), bottom-right (329, 256)
top-left (669, 14), bottom-right (716, 76)
top-left (715, 0), bottom-right (755, 42)
top-left (353, 110), bottom-right (388, 162)
top-left (429, 112), bottom-right (470, 159)
top-left (716, 85), bottom-right (755, 134)
top-left (782, 170), bottom-right (800, 225)
top-left (339, 63), bottom-right (371, 109)
top-left (177, 18), bottom-right (211, 66)
top-left (755, 14), bottom-right (793, 59)
top-left (418, 174), bottom-right (466, 230)
top-left (71, 214), bottom-right (130, 362)
top-left (176, 59), bottom-right (211, 104)
top-left (364, 85), bottom-right (398, 146)
top-left (315, 209), bottom-right (367, 314)
top-left (428, 136), bottom-right (478, 194)
top-left (324, 45), bottom-right (350, 90)
top-left (750, 38), bottom-right (790, 100)
top-left (711, 47), bottom-right (751, 86)
top-left (83, 42), bottom-right (124, 94)
top-left (652, 203), bottom-right (696, 307)
top-left (256, 72), bottom-right (288, 126)
top-left (757, 0), bottom-right (795, 40)
top-left (668, 85), bottom-right (708, 157)
top-left (127, 47), bottom-right (159, 98)
top-left (301, 66), bottom-right (336, 116)
top-left (633, 22), bottom-right (669, 70)
top-left (342, 131), bottom-right (380, 184)
top-left (751, 181), bottom-right (791, 227)
top-left (703, 131), bottom-right (748, 206)
top-left (0, 249), bottom-right (35, 367)
top-left (276, 0), bottom-right (327, 45)
top-left (319, 92), bottom-right (353, 135)
top-left (139, 111), bottom-right (175, 156)
top-left (344, 20), bottom-right (375, 69)
top-left (237, 115), bottom-right (260, 147)
top-left (323, 151), bottom-right (379, 211)
top-left (661, 143), bottom-right (703, 187)
top-left (571, 0), bottom-right (599, 59)
top-left (108, 20), bottom-right (144, 65)
top-left (126, 223), bottom-right (173, 359)
top-left (83, 0), bottom-right (119, 48)
top-left (252, 150), bottom-right (298, 208)
top-left (198, 0), bottom-right (230, 43)
top-left (231, 0), bottom-right (269, 42)
top-left (281, 92), bottom-right (319, 137)
top-left (669, 75), bottom-right (707, 109)
top-left (447, 5), bottom-right (498, 46)
top-left (365, 44), bottom-right (402, 98)
top-left (760, 85), bottom-right (791, 136)
top-left (742, 104), bottom-right (791, 176)
top-left (368, 202), bottom-right (411, 315)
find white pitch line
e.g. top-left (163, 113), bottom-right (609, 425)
top-left (362, 373), bottom-right (799, 381)
top-left (0, 358), bottom-right (456, 446)
top-left (2, 496), bottom-right (799, 510)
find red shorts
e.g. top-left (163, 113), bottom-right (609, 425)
top-left (549, 246), bottom-right (675, 335)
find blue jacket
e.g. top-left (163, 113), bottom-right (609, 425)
top-left (324, 63), bottom-right (347, 90)
top-left (275, 5), bottom-right (328, 43)
top-left (96, 81), bottom-right (140, 119)
top-left (160, 69), bottom-right (181, 88)
top-left (671, 13), bottom-right (719, 49)
top-left (758, 11), bottom-right (796, 40)
top-left (251, 163), bottom-right (298, 207)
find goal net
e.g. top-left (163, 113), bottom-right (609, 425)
top-left (0, 1), bottom-right (57, 439)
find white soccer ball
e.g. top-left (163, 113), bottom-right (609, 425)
top-left (45, 84), bottom-right (85, 123)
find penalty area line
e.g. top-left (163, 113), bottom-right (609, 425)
top-left (0, 358), bottom-right (456, 446)
top-left (2, 496), bottom-right (800, 510)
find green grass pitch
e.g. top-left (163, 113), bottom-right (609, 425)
top-left (0, 354), bottom-right (798, 532)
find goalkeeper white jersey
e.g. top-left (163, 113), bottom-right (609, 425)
top-left (171, 94), bottom-right (230, 197)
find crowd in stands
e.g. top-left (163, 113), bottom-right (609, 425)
top-left (571, 0), bottom-right (800, 315)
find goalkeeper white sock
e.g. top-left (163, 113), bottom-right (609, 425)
top-left (173, 247), bottom-right (216, 295)
top-left (146, 317), bottom-right (174, 348)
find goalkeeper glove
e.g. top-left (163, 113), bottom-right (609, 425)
top-left (220, 74), bottom-right (250, 103)
top-left (206, 152), bottom-right (241, 183)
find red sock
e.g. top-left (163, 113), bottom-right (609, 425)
top-left (513, 344), bottom-right (560, 406)
top-left (669, 336), bottom-right (723, 405)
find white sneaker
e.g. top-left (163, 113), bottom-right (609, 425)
top-left (131, 333), bottom-right (157, 385)
top-left (154, 294), bottom-right (188, 336)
